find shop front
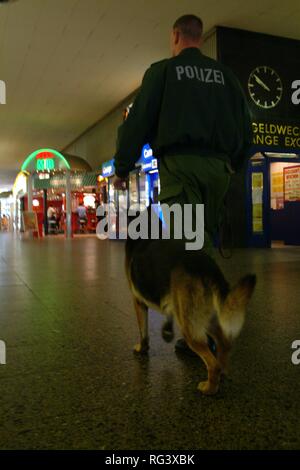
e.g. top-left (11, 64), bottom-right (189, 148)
top-left (98, 159), bottom-right (125, 238)
top-left (15, 149), bottom-right (98, 237)
top-left (217, 27), bottom-right (300, 247)
top-left (247, 153), bottom-right (300, 247)
top-left (99, 144), bottom-right (159, 239)
top-left (127, 143), bottom-right (159, 211)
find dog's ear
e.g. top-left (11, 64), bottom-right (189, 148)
top-left (229, 274), bottom-right (256, 310)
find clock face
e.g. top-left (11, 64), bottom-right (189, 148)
top-left (248, 66), bottom-right (283, 109)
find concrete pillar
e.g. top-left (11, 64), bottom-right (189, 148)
top-left (65, 170), bottom-right (72, 238)
top-left (27, 174), bottom-right (33, 211)
top-left (43, 189), bottom-right (48, 235)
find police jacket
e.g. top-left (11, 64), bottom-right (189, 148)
top-left (114, 47), bottom-right (253, 177)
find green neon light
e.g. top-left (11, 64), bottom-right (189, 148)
top-left (36, 160), bottom-right (44, 171)
top-left (21, 148), bottom-right (71, 172)
top-left (47, 159), bottom-right (55, 170)
top-left (36, 158), bottom-right (55, 171)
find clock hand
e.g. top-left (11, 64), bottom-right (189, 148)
top-left (253, 74), bottom-right (271, 92)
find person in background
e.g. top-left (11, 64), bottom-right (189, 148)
top-left (47, 204), bottom-right (58, 233)
top-left (76, 201), bottom-right (87, 232)
top-left (1, 215), bottom-right (8, 231)
top-left (47, 204), bottom-right (56, 220)
top-left (77, 201), bottom-right (87, 220)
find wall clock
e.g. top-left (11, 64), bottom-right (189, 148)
top-left (248, 66), bottom-right (283, 109)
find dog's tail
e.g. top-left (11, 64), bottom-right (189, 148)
top-left (217, 274), bottom-right (256, 341)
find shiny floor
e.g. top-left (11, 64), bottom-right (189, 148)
top-left (0, 232), bottom-right (299, 450)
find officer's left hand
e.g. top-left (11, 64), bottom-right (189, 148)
top-left (111, 175), bottom-right (127, 190)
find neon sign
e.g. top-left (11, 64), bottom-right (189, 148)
top-left (36, 158), bottom-right (55, 171)
top-left (102, 159), bottom-right (115, 177)
top-left (21, 148), bottom-right (70, 173)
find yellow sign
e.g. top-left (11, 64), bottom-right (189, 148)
top-left (252, 122), bottom-right (300, 149)
top-left (271, 172), bottom-right (283, 194)
top-left (252, 173), bottom-right (263, 189)
top-left (22, 211), bottom-right (38, 233)
top-left (252, 172), bottom-right (263, 233)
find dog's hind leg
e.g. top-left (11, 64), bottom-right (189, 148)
top-left (212, 323), bottom-right (231, 376)
top-left (184, 334), bottom-right (222, 395)
top-left (133, 297), bottom-right (149, 354)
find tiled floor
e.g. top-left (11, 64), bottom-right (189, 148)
top-left (0, 232), bottom-right (299, 450)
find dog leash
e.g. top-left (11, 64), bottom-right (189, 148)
top-left (218, 198), bottom-right (233, 259)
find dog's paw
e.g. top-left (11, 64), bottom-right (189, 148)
top-left (198, 381), bottom-right (218, 395)
top-left (133, 343), bottom-right (149, 355)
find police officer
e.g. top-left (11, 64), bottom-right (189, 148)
top-left (113, 14), bottom-right (253, 256)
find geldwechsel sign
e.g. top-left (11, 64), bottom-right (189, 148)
top-left (217, 27), bottom-right (300, 151)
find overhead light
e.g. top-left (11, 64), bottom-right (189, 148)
top-left (84, 194), bottom-right (95, 207)
top-left (264, 152), bottom-right (299, 158)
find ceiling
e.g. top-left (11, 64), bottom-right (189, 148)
top-left (0, 0), bottom-right (300, 190)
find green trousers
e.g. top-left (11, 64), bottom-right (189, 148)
top-left (158, 155), bottom-right (231, 257)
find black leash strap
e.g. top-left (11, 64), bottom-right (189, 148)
top-left (218, 199), bottom-right (233, 259)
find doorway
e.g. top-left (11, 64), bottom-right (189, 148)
top-left (247, 153), bottom-right (300, 247)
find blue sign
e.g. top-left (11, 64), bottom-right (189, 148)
top-left (102, 159), bottom-right (115, 177)
top-left (141, 158), bottom-right (158, 172)
top-left (136, 144), bottom-right (157, 172)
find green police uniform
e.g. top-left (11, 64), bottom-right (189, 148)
top-left (114, 47), bottom-right (253, 254)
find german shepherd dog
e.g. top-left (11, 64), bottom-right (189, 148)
top-left (125, 207), bottom-right (256, 395)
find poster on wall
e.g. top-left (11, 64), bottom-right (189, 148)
top-left (284, 165), bottom-right (300, 202)
top-left (251, 172), bottom-right (263, 233)
top-left (22, 211), bottom-right (39, 234)
top-left (271, 171), bottom-right (284, 209)
top-left (217, 27), bottom-right (300, 152)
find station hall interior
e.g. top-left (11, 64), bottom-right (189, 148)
top-left (0, 0), bottom-right (300, 451)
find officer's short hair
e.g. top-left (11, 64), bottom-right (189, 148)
top-left (173, 15), bottom-right (203, 41)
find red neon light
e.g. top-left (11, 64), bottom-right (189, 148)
top-left (36, 151), bottom-right (54, 160)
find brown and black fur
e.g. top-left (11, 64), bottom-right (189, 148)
top-left (125, 212), bottom-right (256, 395)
